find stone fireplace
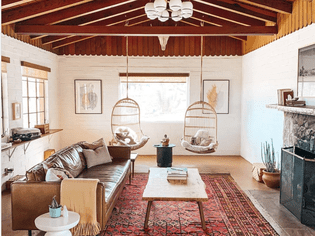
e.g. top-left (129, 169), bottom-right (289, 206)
top-left (267, 104), bottom-right (315, 226)
top-left (283, 112), bottom-right (315, 152)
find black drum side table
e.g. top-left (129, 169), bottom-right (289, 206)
top-left (153, 144), bottom-right (176, 167)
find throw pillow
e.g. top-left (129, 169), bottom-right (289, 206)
top-left (80, 138), bottom-right (105, 150)
top-left (45, 168), bottom-right (73, 182)
top-left (83, 145), bottom-right (112, 168)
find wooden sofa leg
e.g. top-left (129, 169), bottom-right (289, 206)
top-left (129, 174), bottom-right (131, 184)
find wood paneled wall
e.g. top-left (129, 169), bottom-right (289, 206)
top-left (57, 36), bottom-right (243, 56)
top-left (2, 25), bottom-right (57, 53)
top-left (244, 0), bottom-right (315, 54)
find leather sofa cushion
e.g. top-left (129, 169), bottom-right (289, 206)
top-left (55, 146), bottom-right (84, 178)
top-left (26, 143), bottom-right (86, 181)
top-left (26, 163), bottom-right (47, 181)
top-left (77, 158), bottom-right (130, 203)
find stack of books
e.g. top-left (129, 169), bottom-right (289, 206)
top-left (277, 89), bottom-right (294, 106)
top-left (286, 100), bottom-right (306, 107)
top-left (167, 167), bottom-right (188, 181)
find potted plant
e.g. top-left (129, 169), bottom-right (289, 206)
top-left (261, 139), bottom-right (281, 188)
top-left (49, 195), bottom-right (62, 218)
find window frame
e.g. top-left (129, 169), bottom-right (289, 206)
top-left (21, 61), bottom-right (50, 128)
top-left (119, 73), bottom-right (189, 122)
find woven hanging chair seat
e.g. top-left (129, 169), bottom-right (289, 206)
top-left (111, 98), bottom-right (149, 150)
top-left (181, 139), bottom-right (218, 154)
top-left (181, 101), bottom-right (218, 154)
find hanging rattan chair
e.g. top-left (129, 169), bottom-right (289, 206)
top-left (110, 37), bottom-right (149, 150)
top-left (180, 36), bottom-right (219, 154)
top-left (181, 101), bottom-right (218, 154)
top-left (111, 97), bottom-right (149, 150)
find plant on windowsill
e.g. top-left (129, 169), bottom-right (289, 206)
top-left (261, 139), bottom-right (281, 188)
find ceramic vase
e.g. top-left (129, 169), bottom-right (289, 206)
top-left (262, 170), bottom-right (281, 188)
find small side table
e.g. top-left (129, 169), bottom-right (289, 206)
top-left (154, 144), bottom-right (175, 167)
top-left (130, 153), bottom-right (138, 178)
top-left (35, 211), bottom-right (80, 236)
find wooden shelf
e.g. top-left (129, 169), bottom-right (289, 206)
top-left (266, 104), bottom-right (315, 116)
top-left (2, 129), bottom-right (63, 160)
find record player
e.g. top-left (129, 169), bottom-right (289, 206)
top-left (11, 127), bottom-right (42, 141)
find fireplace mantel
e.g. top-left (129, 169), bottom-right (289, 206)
top-left (266, 104), bottom-right (315, 116)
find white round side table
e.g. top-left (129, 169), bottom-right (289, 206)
top-left (35, 211), bottom-right (80, 236)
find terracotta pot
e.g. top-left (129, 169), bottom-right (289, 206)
top-left (262, 170), bottom-right (281, 188)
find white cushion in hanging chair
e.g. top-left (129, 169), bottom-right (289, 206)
top-left (193, 129), bottom-right (212, 146)
top-left (114, 126), bottom-right (138, 145)
top-left (181, 139), bottom-right (216, 153)
top-left (129, 135), bottom-right (150, 150)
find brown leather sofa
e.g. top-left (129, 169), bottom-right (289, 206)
top-left (11, 141), bottom-right (131, 234)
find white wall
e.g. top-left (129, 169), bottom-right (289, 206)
top-left (1, 34), bottom-right (60, 190)
top-left (241, 23), bottom-right (315, 164)
top-left (58, 56), bottom-right (242, 155)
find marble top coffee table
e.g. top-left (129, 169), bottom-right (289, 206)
top-left (142, 167), bottom-right (208, 230)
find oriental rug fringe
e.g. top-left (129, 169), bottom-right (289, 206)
top-left (101, 174), bottom-right (278, 235)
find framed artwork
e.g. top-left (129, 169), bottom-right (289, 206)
top-left (203, 80), bottom-right (230, 114)
top-left (297, 43), bottom-right (315, 97)
top-left (74, 79), bottom-right (102, 114)
top-left (12, 102), bottom-right (21, 120)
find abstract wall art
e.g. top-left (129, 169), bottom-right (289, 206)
top-left (203, 80), bottom-right (229, 114)
top-left (74, 79), bottom-right (102, 114)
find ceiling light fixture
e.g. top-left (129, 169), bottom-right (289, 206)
top-left (145, 0), bottom-right (193, 22)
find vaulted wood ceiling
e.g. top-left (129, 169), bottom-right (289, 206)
top-left (2, 0), bottom-right (294, 56)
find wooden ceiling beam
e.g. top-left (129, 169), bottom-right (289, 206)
top-left (59, 0), bottom-right (147, 26)
top-left (41, 9), bottom-right (146, 45)
top-left (212, 0), bottom-right (278, 18)
top-left (15, 25), bottom-right (278, 36)
top-left (181, 17), bottom-right (247, 41)
top-left (192, 1), bottom-right (265, 26)
top-left (236, 0), bottom-right (292, 14)
top-left (52, 36), bottom-right (95, 49)
top-left (194, 0), bottom-right (277, 23)
top-left (2, 0), bottom-right (94, 25)
top-left (21, 0), bottom-right (137, 25)
top-left (192, 11), bottom-right (248, 28)
top-left (2, 0), bottom-right (35, 10)
top-left (29, 0), bottom-right (145, 40)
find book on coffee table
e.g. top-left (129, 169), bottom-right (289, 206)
top-left (167, 167), bottom-right (188, 180)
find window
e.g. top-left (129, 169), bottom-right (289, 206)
top-left (1, 56), bottom-right (10, 140)
top-left (120, 73), bottom-right (188, 122)
top-left (21, 62), bottom-right (50, 128)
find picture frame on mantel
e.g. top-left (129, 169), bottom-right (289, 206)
top-left (203, 80), bottom-right (229, 114)
top-left (74, 79), bottom-right (102, 114)
top-left (297, 43), bottom-right (315, 98)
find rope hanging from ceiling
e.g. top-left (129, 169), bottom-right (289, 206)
top-left (110, 36), bottom-right (149, 150)
top-left (181, 36), bottom-right (218, 154)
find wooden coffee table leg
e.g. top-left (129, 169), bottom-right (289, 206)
top-left (144, 201), bottom-right (153, 229)
top-left (197, 201), bottom-right (206, 230)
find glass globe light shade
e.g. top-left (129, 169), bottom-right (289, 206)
top-left (169, 0), bottom-right (182, 12)
top-left (145, 2), bottom-right (155, 14)
top-left (182, 1), bottom-right (193, 14)
top-left (158, 10), bottom-right (169, 22)
top-left (154, 0), bottom-right (167, 12)
top-left (147, 11), bottom-right (159, 20)
top-left (182, 10), bottom-right (192, 18)
top-left (171, 10), bottom-right (182, 22)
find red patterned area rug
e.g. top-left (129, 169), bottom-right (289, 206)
top-left (101, 174), bottom-right (279, 235)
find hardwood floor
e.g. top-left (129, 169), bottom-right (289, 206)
top-left (2, 155), bottom-right (315, 235)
